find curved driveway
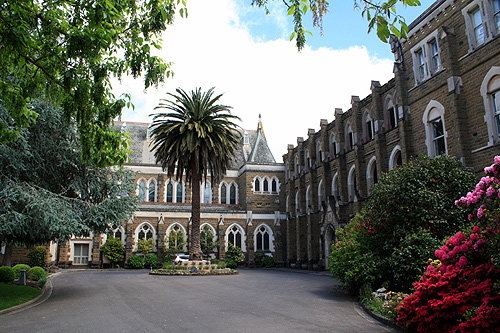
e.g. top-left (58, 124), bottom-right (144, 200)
top-left (0, 269), bottom-right (395, 332)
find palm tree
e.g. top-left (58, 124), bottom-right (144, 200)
top-left (149, 87), bottom-right (241, 260)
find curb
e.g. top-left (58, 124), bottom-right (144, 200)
top-left (361, 303), bottom-right (410, 332)
top-left (0, 272), bottom-right (61, 316)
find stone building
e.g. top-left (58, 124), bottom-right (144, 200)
top-left (3, 0), bottom-right (500, 270)
top-left (282, 0), bottom-right (500, 269)
top-left (31, 117), bottom-right (287, 268)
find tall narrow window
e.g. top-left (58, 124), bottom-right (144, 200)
top-left (430, 40), bottom-right (440, 73)
top-left (228, 226), bottom-right (242, 249)
top-left (166, 181), bottom-right (173, 203)
top-left (494, 0), bottom-right (500, 31)
top-left (138, 180), bottom-right (146, 201)
top-left (230, 183), bottom-right (237, 204)
top-left (389, 106), bottom-right (397, 129)
top-left (73, 244), bottom-right (89, 265)
top-left (148, 181), bottom-right (156, 202)
top-left (472, 7), bottom-right (485, 45)
top-left (431, 118), bottom-right (447, 156)
top-left (255, 178), bottom-right (261, 192)
top-left (176, 182), bottom-right (183, 203)
top-left (220, 183), bottom-right (227, 204)
top-left (417, 49), bottom-right (426, 81)
top-left (263, 178), bottom-right (269, 193)
top-left (271, 178), bottom-right (278, 194)
top-left (256, 226), bottom-right (270, 251)
top-left (203, 182), bottom-right (212, 204)
top-left (493, 91), bottom-right (500, 135)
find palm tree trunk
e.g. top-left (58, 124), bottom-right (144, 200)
top-left (190, 171), bottom-right (203, 260)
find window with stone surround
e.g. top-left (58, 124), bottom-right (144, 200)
top-left (318, 180), bottom-right (325, 211)
top-left (463, 0), bottom-right (500, 51)
top-left (202, 181), bottom-right (212, 204)
top-left (271, 177), bottom-right (279, 194)
top-left (254, 224), bottom-right (274, 251)
top-left (331, 173), bottom-right (339, 202)
top-left (423, 100), bottom-right (448, 157)
top-left (366, 157), bottom-right (378, 194)
top-left (137, 178), bottom-right (157, 202)
top-left (410, 30), bottom-right (441, 85)
top-left (226, 224), bottom-right (246, 251)
top-left (134, 222), bottom-right (156, 252)
top-left (481, 66), bottom-right (500, 145)
top-left (389, 145), bottom-right (403, 170)
top-left (363, 110), bottom-right (374, 142)
top-left (346, 122), bottom-right (354, 151)
top-left (176, 182), bottom-right (184, 203)
top-left (330, 133), bottom-right (338, 158)
top-left (220, 182), bottom-right (227, 204)
top-left (166, 180), bottom-right (173, 202)
top-left (138, 179), bottom-right (146, 201)
top-left (347, 166), bottom-right (356, 202)
top-left (385, 97), bottom-right (398, 130)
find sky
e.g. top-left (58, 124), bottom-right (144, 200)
top-left (113, 0), bottom-right (435, 160)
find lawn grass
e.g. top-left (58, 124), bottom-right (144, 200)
top-left (0, 284), bottom-right (42, 311)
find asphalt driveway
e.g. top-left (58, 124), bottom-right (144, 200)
top-left (0, 269), bottom-right (396, 332)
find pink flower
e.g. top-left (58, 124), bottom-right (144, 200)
top-left (455, 232), bottom-right (466, 242)
top-left (473, 226), bottom-right (481, 233)
top-left (486, 186), bottom-right (496, 197)
top-left (494, 155), bottom-right (500, 165)
top-left (456, 256), bottom-right (468, 268)
top-left (435, 249), bottom-right (445, 259)
top-left (477, 207), bottom-right (484, 218)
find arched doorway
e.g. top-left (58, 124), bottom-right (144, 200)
top-left (324, 224), bottom-right (335, 268)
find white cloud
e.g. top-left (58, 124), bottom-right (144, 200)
top-left (113, 0), bottom-right (394, 160)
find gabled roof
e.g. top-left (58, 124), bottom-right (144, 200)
top-left (247, 115), bottom-right (276, 164)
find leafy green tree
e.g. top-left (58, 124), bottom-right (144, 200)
top-left (252, 0), bottom-right (421, 50)
top-left (168, 228), bottom-right (186, 251)
top-left (200, 225), bottom-right (218, 258)
top-left (0, 0), bottom-right (185, 166)
top-left (101, 236), bottom-right (125, 267)
top-left (0, 100), bottom-right (138, 266)
top-left (137, 238), bottom-right (155, 254)
top-left (150, 87), bottom-right (241, 260)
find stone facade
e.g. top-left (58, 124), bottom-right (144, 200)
top-left (282, 0), bottom-right (500, 269)
top-left (37, 117), bottom-right (287, 268)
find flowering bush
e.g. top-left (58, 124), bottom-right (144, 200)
top-left (398, 156), bottom-right (500, 332)
top-left (329, 214), bottom-right (384, 294)
top-left (368, 290), bottom-right (408, 321)
top-left (329, 156), bottom-right (475, 294)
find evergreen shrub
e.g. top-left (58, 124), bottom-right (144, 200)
top-left (37, 275), bottom-right (47, 288)
top-left (128, 254), bottom-right (145, 269)
top-left (0, 266), bottom-right (15, 283)
top-left (137, 238), bottom-right (154, 254)
top-left (101, 236), bottom-right (125, 266)
top-left (262, 255), bottom-right (275, 268)
top-left (27, 266), bottom-right (46, 281)
top-left (28, 246), bottom-right (47, 268)
top-left (144, 254), bottom-right (160, 268)
top-left (12, 264), bottom-right (30, 279)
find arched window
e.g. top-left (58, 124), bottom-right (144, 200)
top-left (330, 133), bottom-right (338, 158)
top-left (389, 145), bottom-right (403, 170)
top-left (263, 177), bottom-right (269, 193)
top-left (166, 223), bottom-right (186, 251)
top-left (105, 224), bottom-right (126, 243)
top-left (294, 155), bottom-right (300, 176)
top-left (346, 123), bottom-right (354, 151)
top-left (220, 182), bottom-right (227, 204)
top-left (229, 183), bottom-right (237, 204)
top-left (200, 224), bottom-right (217, 254)
top-left (480, 66), bottom-right (500, 145)
top-left (254, 177), bottom-right (261, 193)
top-left (306, 185), bottom-right (311, 213)
top-left (134, 222), bottom-right (156, 252)
top-left (166, 181), bottom-right (173, 203)
top-left (316, 141), bottom-right (323, 164)
top-left (304, 150), bottom-right (311, 171)
top-left (386, 97), bottom-right (398, 130)
top-left (348, 166), bottom-right (356, 202)
top-left (202, 182), bottom-right (212, 204)
top-left (318, 180), bottom-right (325, 210)
top-left (286, 195), bottom-right (289, 213)
top-left (138, 179), bottom-right (147, 201)
top-left (363, 110), bottom-right (374, 142)
top-left (423, 100), bottom-right (447, 157)
top-left (148, 179), bottom-right (157, 202)
top-left (271, 177), bottom-right (279, 194)
top-left (255, 224), bottom-right (274, 251)
top-left (366, 157), bottom-right (378, 194)
top-left (226, 224), bottom-right (246, 251)
top-left (295, 191), bottom-right (300, 214)
top-left (331, 173), bottom-right (339, 202)
top-left (176, 182), bottom-right (184, 203)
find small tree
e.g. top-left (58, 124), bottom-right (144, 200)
top-left (27, 246), bottom-right (47, 268)
top-left (101, 236), bottom-right (125, 267)
top-left (225, 244), bottom-right (244, 268)
top-left (137, 238), bottom-right (155, 255)
top-left (200, 226), bottom-right (218, 259)
top-left (167, 228), bottom-right (186, 251)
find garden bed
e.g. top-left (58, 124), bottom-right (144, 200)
top-left (150, 268), bottom-right (238, 276)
